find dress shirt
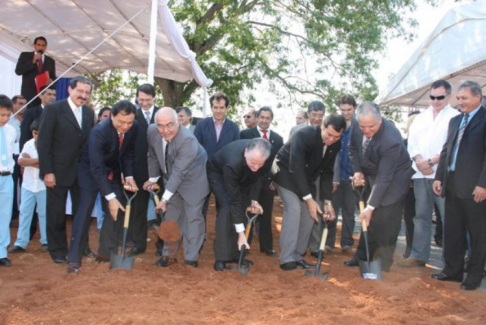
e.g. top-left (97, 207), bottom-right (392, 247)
top-left (20, 138), bottom-right (45, 192)
top-left (8, 115), bottom-right (21, 154)
top-left (140, 105), bottom-right (154, 123)
top-left (257, 128), bottom-right (271, 139)
top-left (67, 97), bottom-right (82, 127)
top-left (408, 105), bottom-right (459, 178)
top-left (449, 105), bottom-right (481, 172)
top-left (104, 133), bottom-right (134, 201)
top-left (0, 123), bottom-right (16, 173)
top-left (213, 118), bottom-right (225, 141)
top-left (148, 138), bottom-right (174, 201)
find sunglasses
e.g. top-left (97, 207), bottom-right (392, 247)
top-left (429, 95), bottom-right (447, 101)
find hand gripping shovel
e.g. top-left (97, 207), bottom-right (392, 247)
top-left (351, 180), bottom-right (382, 280)
top-left (305, 213), bottom-right (329, 280)
top-left (228, 245), bottom-right (250, 275)
top-left (110, 185), bottom-right (138, 270)
top-left (245, 207), bottom-right (261, 239)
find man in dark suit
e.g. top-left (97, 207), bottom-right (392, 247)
top-left (144, 107), bottom-right (210, 268)
top-left (37, 76), bottom-right (95, 264)
top-left (346, 102), bottom-right (414, 272)
top-left (208, 139), bottom-right (271, 271)
top-left (272, 114), bottom-right (345, 271)
top-left (240, 106), bottom-right (283, 256)
top-left (20, 85), bottom-right (56, 152)
top-left (432, 81), bottom-right (486, 290)
top-left (126, 84), bottom-right (159, 256)
top-left (15, 36), bottom-right (56, 108)
top-left (66, 101), bottom-right (138, 273)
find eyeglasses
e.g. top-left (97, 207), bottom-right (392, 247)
top-left (429, 95), bottom-right (447, 101)
top-left (244, 115), bottom-right (252, 119)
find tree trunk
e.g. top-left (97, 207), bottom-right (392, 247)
top-left (155, 77), bottom-right (184, 108)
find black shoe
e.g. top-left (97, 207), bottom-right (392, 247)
top-left (127, 247), bottom-right (145, 257)
top-left (344, 257), bottom-right (359, 267)
top-left (53, 256), bottom-right (68, 264)
top-left (67, 262), bottom-right (80, 274)
top-left (310, 251), bottom-right (319, 258)
top-left (261, 249), bottom-right (276, 257)
top-left (8, 245), bottom-right (25, 253)
top-left (156, 256), bottom-right (177, 268)
top-left (434, 236), bottom-right (443, 247)
top-left (83, 247), bottom-right (96, 259)
top-left (185, 260), bottom-right (198, 268)
top-left (231, 258), bottom-right (253, 266)
top-left (280, 262), bottom-right (298, 271)
top-left (296, 259), bottom-right (316, 269)
top-left (460, 282), bottom-right (480, 291)
top-left (431, 272), bottom-right (462, 282)
top-left (214, 260), bottom-right (227, 271)
top-left (95, 253), bottom-right (110, 264)
top-left (0, 258), bottom-right (12, 267)
top-left (155, 239), bottom-right (164, 257)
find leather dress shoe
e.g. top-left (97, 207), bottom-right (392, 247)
top-left (127, 247), bottom-right (145, 257)
top-left (67, 262), bottom-right (80, 274)
top-left (53, 256), bottom-right (68, 264)
top-left (397, 258), bottom-right (426, 268)
top-left (95, 254), bottom-right (110, 263)
top-left (280, 262), bottom-right (298, 271)
top-left (261, 249), bottom-right (276, 257)
top-left (156, 256), bottom-right (177, 267)
top-left (461, 282), bottom-right (480, 291)
top-left (231, 258), bottom-right (253, 266)
top-left (296, 259), bottom-right (316, 269)
top-left (83, 247), bottom-right (96, 259)
top-left (185, 260), bottom-right (198, 268)
top-left (310, 251), bottom-right (319, 258)
top-left (8, 245), bottom-right (26, 253)
top-left (0, 258), bottom-right (12, 267)
top-left (344, 257), bottom-right (359, 267)
top-left (431, 272), bottom-right (462, 282)
top-left (214, 260), bottom-right (227, 271)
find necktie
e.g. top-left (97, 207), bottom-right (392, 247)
top-left (37, 57), bottom-right (43, 73)
top-left (261, 129), bottom-right (269, 140)
top-left (164, 142), bottom-right (170, 174)
top-left (144, 110), bottom-right (151, 124)
top-left (118, 133), bottom-right (124, 150)
top-left (74, 107), bottom-right (82, 127)
top-left (0, 126), bottom-right (9, 166)
top-left (362, 137), bottom-right (371, 156)
top-left (450, 113), bottom-right (469, 168)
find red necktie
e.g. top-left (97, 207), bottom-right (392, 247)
top-left (108, 134), bottom-right (124, 180)
top-left (37, 57), bottom-right (43, 73)
top-left (261, 129), bottom-right (269, 140)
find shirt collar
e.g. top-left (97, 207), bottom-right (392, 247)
top-left (465, 105), bottom-right (481, 120)
top-left (213, 117), bottom-right (225, 126)
top-left (67, 97), bottom-right (81, 111)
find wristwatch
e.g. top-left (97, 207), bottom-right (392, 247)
top-left (428, 158), bottom-right (434, 167)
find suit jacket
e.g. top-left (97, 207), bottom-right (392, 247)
top-left (435, 107), bottom-right (486, 198)
top-left (208, 139), bottom-right (266, 224)
top-left (147, 124), bottom-right (210, 205)
top-left (240, 127), bottom-right (284, 175)
top-left (289, 122), bottom-right (307, 138)
top-left (77, 119), bottom-right (137, 197)
top-left (15, 52), bottom-right (56, 102)
top-left (20, 105), bottom-right (43, 151)
top-left (272, 126), bottom-right (339, 201)
top-left (37, 99), bottom-right (94, 187)
top-left (133, 106), bottom-right (159, 182)
top-left (349, 118), bottom-right (414, 208)
top-left (194, 117), bottom-right (240, 160)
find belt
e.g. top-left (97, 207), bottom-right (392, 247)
top-left (0, 171), bottom-right (12, 176)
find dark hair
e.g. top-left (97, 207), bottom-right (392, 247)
top-left (111, 100), bottom-right (136, 116)
top-left (176, 106), bottom-right (192, 117)
top-left (339, 95), bottom-right (357, 107)
top-left (0, 95), bottom-right (13, 111)
top-left (430, 80), bottom-right (452, 95)
top-left (210, 92), bottom-right (230, 108)
top-left (323, 113), bottom-right (346, 132)
top-left (34, 36), bottom-right (47, 45)
top-left (258, 106), bottom-right (274, 119)
top-left (98, 106), bottom-right (111, 119)
top-left (69, 76), bottom-right (93, 91)
top-left (308, 100), bottom-right (325, 113)
top-left (458, 80), bottom-right (482, 97)
top-left (247, 138), bottom-right (271, 158)
top-left (30, 119), bottom-right (40, 132)
top-left (39, 85), bottom-right (56, 93)
top-left (12, 95), bottom-right (25, 104)
top-left (136, 83), bottom-right (156, 98)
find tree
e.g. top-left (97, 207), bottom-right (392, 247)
top-left (153, 0), bottom-right (426, 113)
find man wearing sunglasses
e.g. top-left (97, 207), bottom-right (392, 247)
top-left (398, 80), bottom-right (459, 268)
top-left (243, 109), bottom-right (258, 129)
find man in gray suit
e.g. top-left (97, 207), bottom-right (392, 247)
top-left (144, 107), bottom-right (210, 268)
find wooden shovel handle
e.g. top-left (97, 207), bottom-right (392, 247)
top-left (124, 205), bottom-right (131, 229)
top-left (359, 201), bottom-right (367, 232)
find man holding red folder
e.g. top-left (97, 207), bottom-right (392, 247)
top-left (15, 36), bottom-right (56, 108)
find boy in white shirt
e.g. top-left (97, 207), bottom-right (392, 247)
top-left (9, 119), bottom-right (47, 253)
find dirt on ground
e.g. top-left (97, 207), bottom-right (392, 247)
top-left (1, 198), bottom-right (486, 324)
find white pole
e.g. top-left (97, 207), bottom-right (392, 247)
top-left (147, 0), bottom-right (159, 84)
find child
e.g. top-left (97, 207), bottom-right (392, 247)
top-left (0, 95), bottom-right (16, 267)
top-left (9, 119), bottom-right (47, 253)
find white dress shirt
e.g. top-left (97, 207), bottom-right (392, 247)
top-left (20, 138), bottom-right (45, 193)
top-left (0, 123), bottom-right (16, 173)
top-left (8, 115), bottom-right (21, 154)
top-left (67, 97), bottom-right (82, 127)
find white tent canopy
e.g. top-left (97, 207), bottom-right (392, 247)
top-left (377, 1), bottom-right (486, 108)
top-left (0, 0), bottom-right (211, 88)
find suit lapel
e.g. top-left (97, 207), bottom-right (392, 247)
top-left (465, 107), bottom-right (484, 134)
top-left (62, 101), bottom-right (81, 131)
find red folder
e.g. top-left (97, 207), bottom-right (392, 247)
top-left (35, 71), bottom-right (49, 94)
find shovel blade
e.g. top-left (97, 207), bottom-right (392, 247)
top-left (358, 259), bottom-right (382, 280)
top-left (305, 269), bottom-right (329, 280)
top-left (110, 252), bottom-right (134, 270)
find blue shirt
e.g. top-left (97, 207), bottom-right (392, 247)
top-left (449, 105), bottom-right (481, 171)
top-left (339, 120), bottom-right (354, 182)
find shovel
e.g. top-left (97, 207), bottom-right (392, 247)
top-left (147, 184), bottom-right (164, 256)
top-left (245, 207), bottom-right (261, 239)
top-left (305, 214), bottom-right (330, 280)
top-left (110, 185), bottom-right (138, 270)
top-left (350, 179), bottom-right (382, 280)
top-left (228, 245), bottom-right (250, 275)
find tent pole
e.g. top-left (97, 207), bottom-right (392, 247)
top-left (147, 0), bottom-right (159, 85)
